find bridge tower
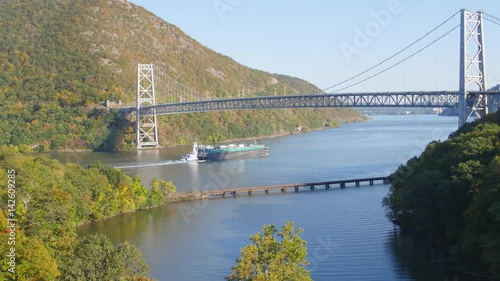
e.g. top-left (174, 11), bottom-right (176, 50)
top-left (136, 64), bottom-right (159, 148)
top-left (459, 9), bottom-right (488, 127)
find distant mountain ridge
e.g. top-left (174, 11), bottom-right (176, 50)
top-left (0, 0), bottom-right (363, 151)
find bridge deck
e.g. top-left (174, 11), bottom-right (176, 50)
top-left (124, 91), bottom-right (500, 116)
top-left (165, 176), bottom-right (392, 201)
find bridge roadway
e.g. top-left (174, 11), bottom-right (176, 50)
top-left (198, 176), bottom-right (392, 198)
top-left (124, 91), bottom-right (500, 116)
top-left (136, 91), bottom-right (458, 116)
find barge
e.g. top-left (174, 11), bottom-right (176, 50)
top-left (197, 143), bottom-right (269, 161)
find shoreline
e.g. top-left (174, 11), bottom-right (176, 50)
top-left (175, 115), bottom-right (369, 148)
top-left (76, 202), bottom-right (167, 228)
top-left (78, 172), bottom-right (389, 227)
top-left (54, 115), bottom-right (368, 153)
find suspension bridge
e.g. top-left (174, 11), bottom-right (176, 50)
top-left (125, 9), bottom-right (500, 149)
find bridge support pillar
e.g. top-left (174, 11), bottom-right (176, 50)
top-left (355, 181), bottom-right (360, 187)
top-left (459, 10), bottom-right (488, 127)
top-left (136, 64), bottom-right (160, 149)
top-left (340, 183), bottom-right (346, 189)
top-left (295, 187), bottom-right (299, 192)
top-left (326, 184), bottom-right (330, 190)
top-left (310, 185), bottom-right (315, 191)
top-left (369, 180), bottom-right (374, 186)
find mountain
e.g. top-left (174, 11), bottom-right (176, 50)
top-left (0, 0), bottom-right (364, 151)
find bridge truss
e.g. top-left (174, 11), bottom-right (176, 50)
top-left (138, 91), bottom-right (499, 116)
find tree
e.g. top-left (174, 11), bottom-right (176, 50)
top-left (383, 111), bottom-right (500, 278)
top-left (0, 211), bottom-right (60, 281)
top-left (149, 179), bottom-right (176, 206)
top-left (60, 234), bottom-right (150, 281)
top-left (132, 176), bottom-right (149, 209)
top-left (226, 221), bottom-right (312, 281)
top-left (109, 241), bottom-right (151, 279)
top-left (0, 151), bottom-right (159, 280)
top-left (14, 235), bottom-right (61, 281)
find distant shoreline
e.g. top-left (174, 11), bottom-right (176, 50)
top-left (184, 115), bottom-right (369, 147)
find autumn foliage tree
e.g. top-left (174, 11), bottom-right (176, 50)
top-left (0, 148), bottom-right (175, 280)
top-left (226, 221), bottom-right (312, 281)
top-left (60, 234), bottom-right (150, 281)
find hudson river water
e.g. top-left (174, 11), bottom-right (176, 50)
top-left (69, 115), bottom-right (476, 281)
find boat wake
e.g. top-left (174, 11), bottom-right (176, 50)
top-left (114, 160), bottom-right (188, 169)
top-left (115, 144), bottom-right (204, 169)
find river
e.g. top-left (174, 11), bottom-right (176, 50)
top-left (64, 115), bottom-right (475, 281)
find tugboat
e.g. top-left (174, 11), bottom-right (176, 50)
top-left (180, 142), bottom-right (199, 162)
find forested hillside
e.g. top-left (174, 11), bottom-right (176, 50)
top-left (0, 0), bottom-right (363, 151)
top-left (383, 110), bottom-right (500, 278)
top-left (0, 146), bottom-right (176, 280)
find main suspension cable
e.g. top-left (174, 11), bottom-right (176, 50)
top-left (330, 25), bottom-right (460, 93)
top-left (320, 10), bottom-right (461, 93)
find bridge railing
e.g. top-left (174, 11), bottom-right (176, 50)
top-left (138, 91), bottom-right (465, 116)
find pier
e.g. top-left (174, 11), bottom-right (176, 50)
top-left (168, 176), bottom-right (392, 201)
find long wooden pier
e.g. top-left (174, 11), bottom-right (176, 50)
top-left (203, 176), bottom-right (391, 197)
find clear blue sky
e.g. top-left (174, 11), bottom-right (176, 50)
top-left (129, 0), bottom-right (500, 92)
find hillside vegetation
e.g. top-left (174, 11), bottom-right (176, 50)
top-left (0, 146), bottom-right (175, 280)
top-left (383, 110), bottom-right (500, 278)
top-left (0, 0), bottom-right (363, 151)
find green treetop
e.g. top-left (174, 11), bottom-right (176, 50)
top-left (226, 221), bottom-right (312, 281)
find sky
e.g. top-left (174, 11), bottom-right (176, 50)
top-left (128, 0), bottom-right (500, 93)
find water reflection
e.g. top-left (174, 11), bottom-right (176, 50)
top-left (387, 229), bottom-right (481, 281)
